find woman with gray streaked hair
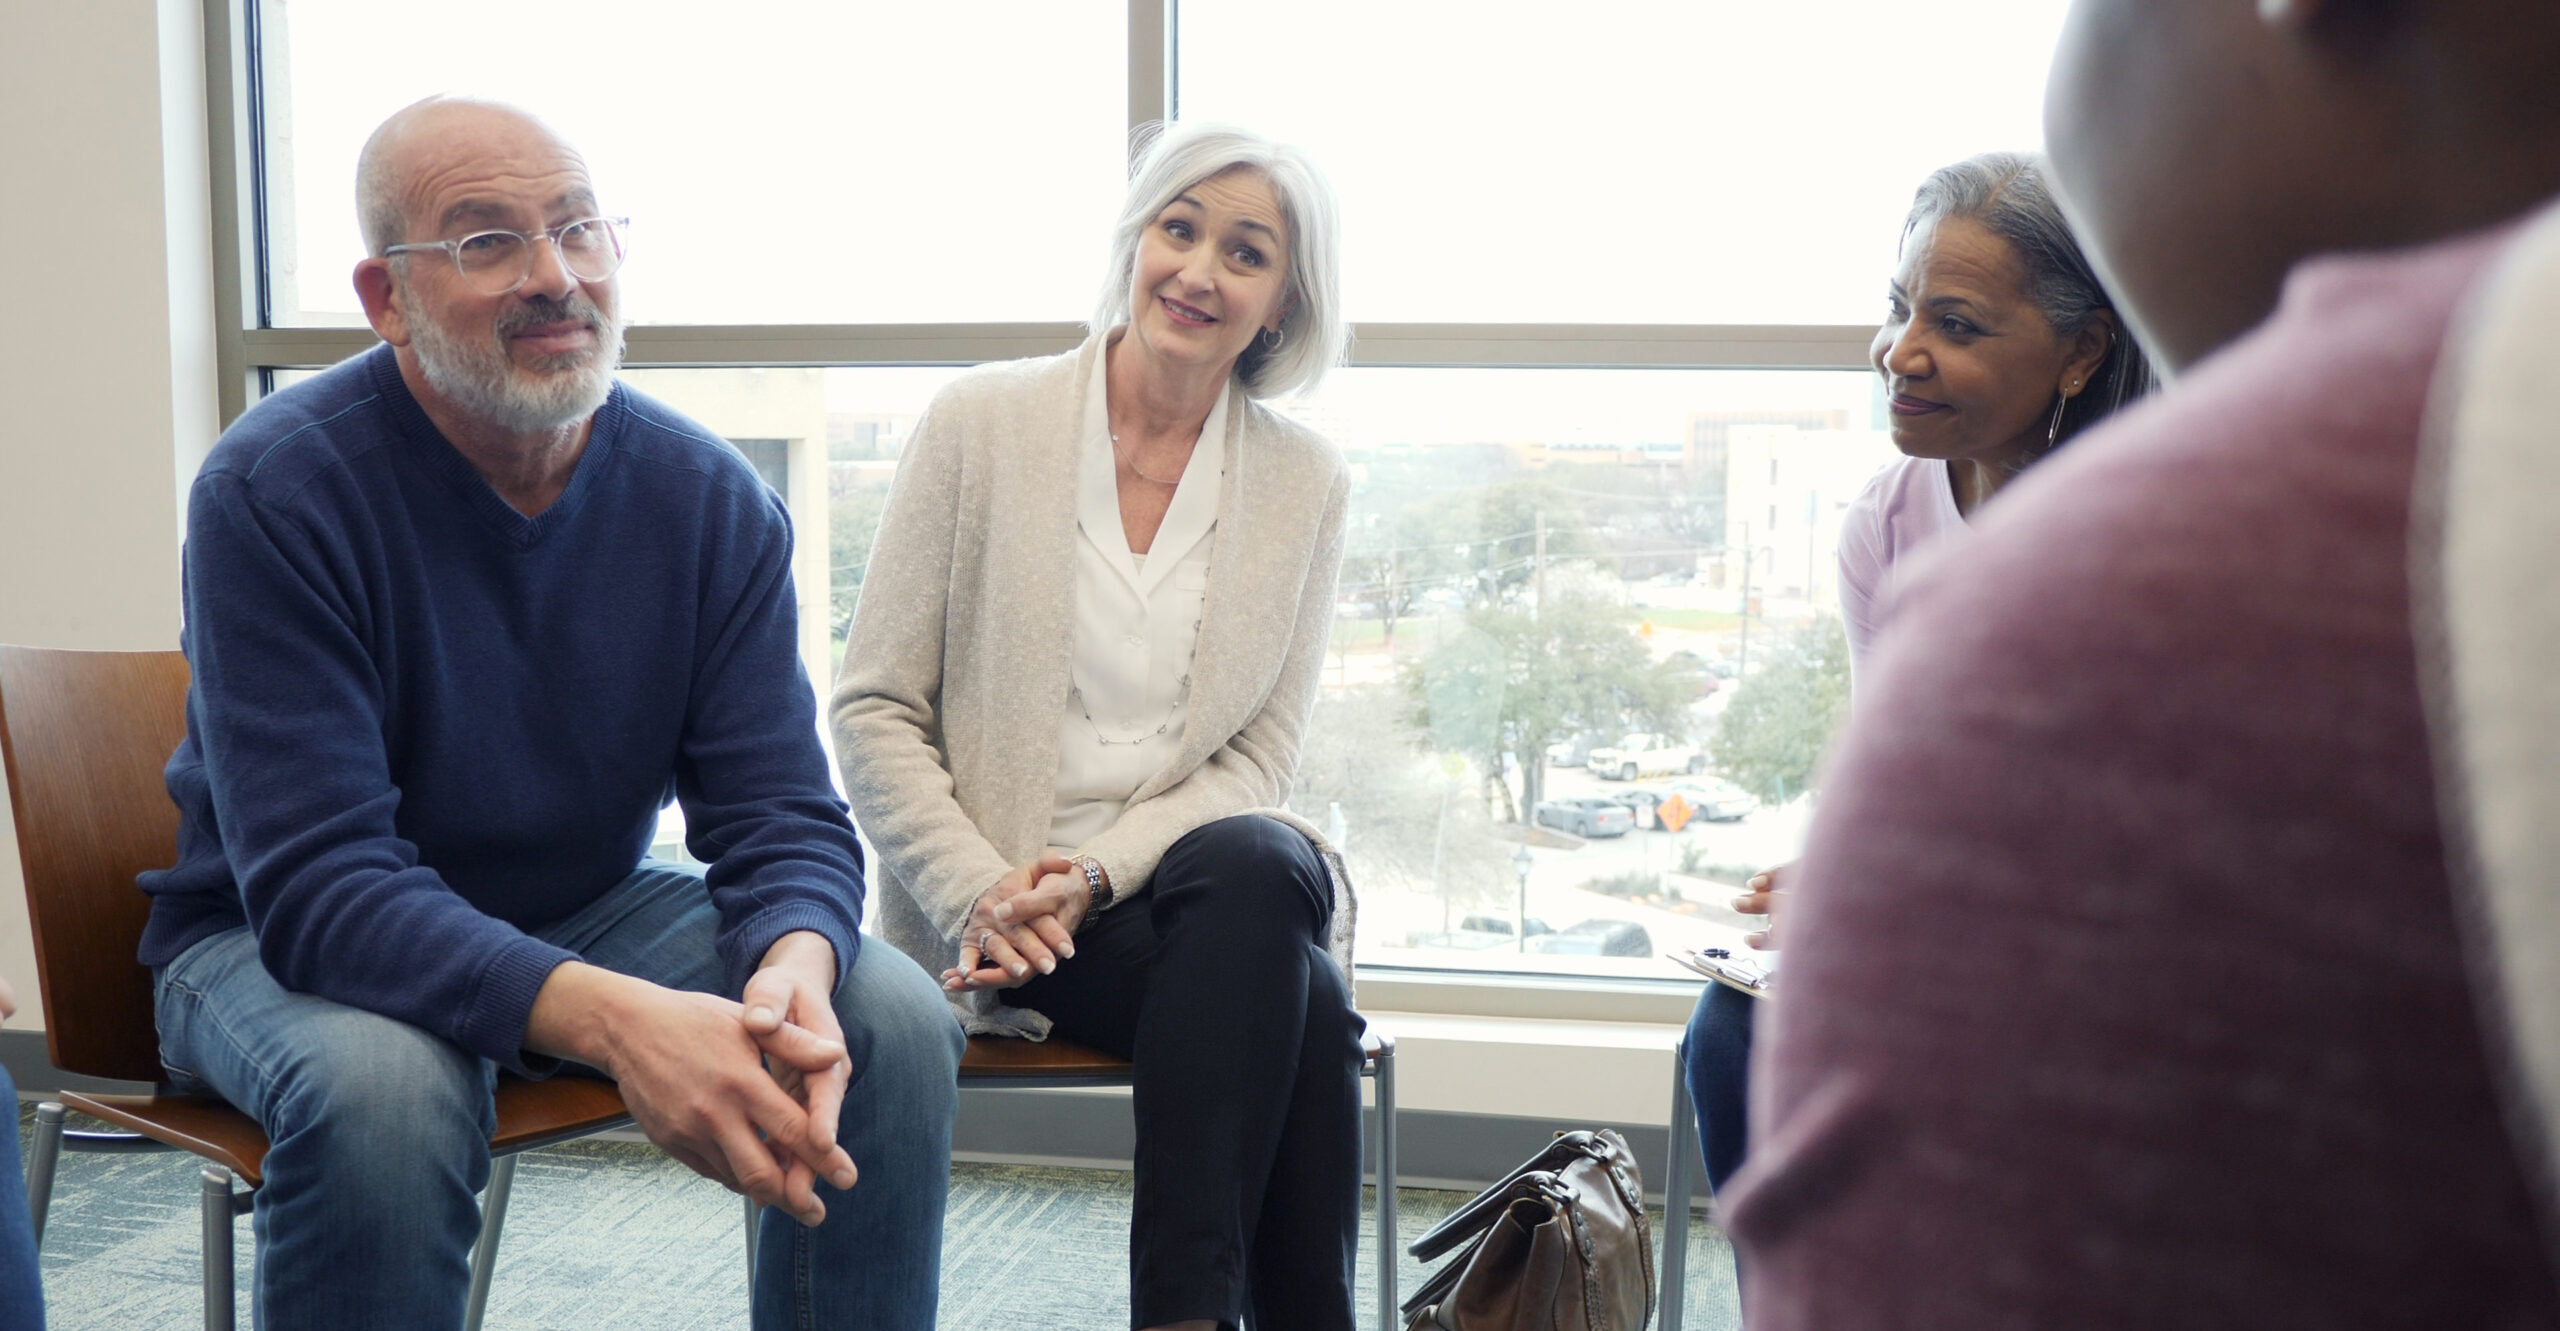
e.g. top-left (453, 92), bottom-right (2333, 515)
top-left (832, 120), bottom-right (1361, 1330)
top-left (1683, 149), bottom-right (2153, 1203)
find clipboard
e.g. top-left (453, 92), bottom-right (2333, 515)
top-left (1669, 947), bottom-right (1774, 1000)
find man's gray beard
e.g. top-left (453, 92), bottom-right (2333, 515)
top-left (403, 293), bottom-right (625, 434)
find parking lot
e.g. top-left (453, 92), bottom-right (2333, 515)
top-left (1360, 755), bottom-right (1811, 980)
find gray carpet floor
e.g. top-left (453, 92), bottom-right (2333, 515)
top-left (18, 1102), bottom-right (1741, 1328)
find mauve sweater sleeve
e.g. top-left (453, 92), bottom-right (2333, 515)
top-left (183, 471), bottom-right (575, 1075)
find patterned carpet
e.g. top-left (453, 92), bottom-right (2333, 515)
top-left (18, 1103), bottom-right (1741, 1329)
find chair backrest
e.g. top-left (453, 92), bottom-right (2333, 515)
top-left (0, 646), bottom-right (192, 1083)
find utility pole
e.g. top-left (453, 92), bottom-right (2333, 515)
top-left (1529, 508), bottom-right (1549, 814)
top-left (1532, 509), bottom-right (1547, 622)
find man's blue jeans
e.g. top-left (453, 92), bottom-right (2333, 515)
top-left (152, 862), bottom-right (964, 1330)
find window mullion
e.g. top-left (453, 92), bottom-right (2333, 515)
top-left (204, 0), bottom-right (259, 426)
top-left (1130, 0), bottom-right (1171, 129)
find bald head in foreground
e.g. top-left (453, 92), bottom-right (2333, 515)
top-left (138, 97), bottom-right (963, 1327)
top-left (1725, 1), bottom-right (2560, 1325)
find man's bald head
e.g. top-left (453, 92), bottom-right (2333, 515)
top-left (354, 97), bottom-right (581, 257)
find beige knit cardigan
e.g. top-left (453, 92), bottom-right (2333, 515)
top-left (830, 332), bottom-right (1354, 1038)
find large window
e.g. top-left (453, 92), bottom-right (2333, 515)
top-left (1270, 368), bottom-right (1885, 979)
top-left (257, 0), bottom-right (1126, 327)
top-left (1179, 0), bottom-right (2071, 324)
top-left (224, 1), bottom-right (2062, 987)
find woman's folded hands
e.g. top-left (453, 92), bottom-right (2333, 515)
top-left (943, 853), bottom-right (1088, 991)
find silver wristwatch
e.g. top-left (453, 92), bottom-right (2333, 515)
top-left (1068, 854), bottom-right (1114, 918)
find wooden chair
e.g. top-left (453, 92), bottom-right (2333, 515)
top-left (0, 645), bottom-right (642, 1331)
top-left (958, 1024), bottom-right (1401, 1331)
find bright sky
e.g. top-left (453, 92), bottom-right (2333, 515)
top-left (1180, 0), bottom-right (2072, 325)
top-left (266, 1), bottom-right (2063, 430)
top-left (270, 1), bottom-right (1128, 327)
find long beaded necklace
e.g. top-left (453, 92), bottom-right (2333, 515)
top-left (1071, 676), bottom-right (1190, 746)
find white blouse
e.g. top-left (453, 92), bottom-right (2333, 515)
top-left (1047, 347), bottom-right (1227, 851)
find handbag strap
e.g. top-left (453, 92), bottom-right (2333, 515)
top-left (1408, 1132), bottom-right (1613, 1262)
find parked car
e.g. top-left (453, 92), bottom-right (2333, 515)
top-left (1525, 919), bottom-right (1655, 958)
top-left (1603, 785), bottom-right (1676, 829)
top-left (1587, 732), bottom-right (1705, 782)
top-left (1530, 797), bottom-right (1636, 838)
top-left (1460, 914), bottom-right (1553, 938)
top-left (1662, 650), bottom-right (1722, 698)
top-left (1680, 777), bottom-right (1760, 822)
top-left (1543, 731), bottom-right (1606, 768)
top-left (1609, 779), bottom-right (1760, 829)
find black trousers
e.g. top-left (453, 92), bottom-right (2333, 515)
top-left (1012, 814), bottom-right (1363, 1331)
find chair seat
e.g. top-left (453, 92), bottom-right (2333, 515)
top-left (59, 1092), bottom-right (271, 1185)
top-left (59, 1075), bottom-right (636, 1190)
top-left (958, 1028), bottom-right (1388, 1085)
top-left (958, 1034), bottom-right (1134, 1082)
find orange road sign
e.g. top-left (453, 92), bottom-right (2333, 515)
top-left (1658, 792), bottom-right (1696, 832)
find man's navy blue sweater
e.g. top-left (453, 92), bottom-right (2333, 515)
top-left (139, 346), bottom-right (864, 1073)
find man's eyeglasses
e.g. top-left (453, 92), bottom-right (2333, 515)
top-left (382, 216), bottom-right (630, 295)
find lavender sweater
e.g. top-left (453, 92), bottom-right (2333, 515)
top-left (1727, 222), bottom-right (2560, 1325)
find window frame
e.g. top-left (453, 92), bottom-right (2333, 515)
top-left (203, 0), bottom-right (1874, 1020)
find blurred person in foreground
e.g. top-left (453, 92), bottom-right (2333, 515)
top-left (832, 121), bottom-right (1358, 1330)
top-left (1, 976), bottom-right (43, 1329)
top-left (1724, 1), bottom-right (2560, 1325)
top-left (1682, 150), bottom-right (2151, 1197)
top-left (139, 97), bottom-right (960, 1327)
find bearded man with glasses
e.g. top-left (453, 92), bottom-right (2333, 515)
top-left (136, 96), bottom-right (961, 1328)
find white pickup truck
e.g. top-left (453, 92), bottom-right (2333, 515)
top-left (1586, 732), bottom-right (1704, 781)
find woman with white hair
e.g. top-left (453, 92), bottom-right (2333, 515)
top-left (832, 121), bottom-right (1358, 1330)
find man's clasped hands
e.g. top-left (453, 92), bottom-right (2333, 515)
top-left (524, 930), bottom-right (854, 1228)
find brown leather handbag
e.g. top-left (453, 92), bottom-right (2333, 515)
top-left (1400, 1129), bottom-right (1655, 1331)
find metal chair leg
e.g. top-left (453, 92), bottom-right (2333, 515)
top-left (463, 1153), bottom-right (517, 1331)
top-left (741, 1194), bottom-right (760, 1300)
top-left (1372, 1036), bottom-right (1399, 1331)
top-left (26, 1102), bottom-right (64, 1249)
top-left (202, 1166), bottom-right (236, 1331)
top-left (1659, 1047), bottom-right (1696, 1331)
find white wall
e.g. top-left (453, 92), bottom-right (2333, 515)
top-left (0, 0), bottom-right (221, 1033)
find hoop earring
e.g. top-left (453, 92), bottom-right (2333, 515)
top-left (2046, 388), bottom-right (2071, 446)
top-left (1259, 325), bottom-right (1286, 352)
